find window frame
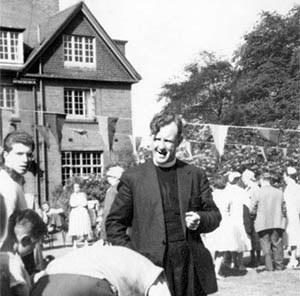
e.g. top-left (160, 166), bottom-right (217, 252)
top-left (61, 151), bottom-right (103, 184)
top-left (0, 86), bottom-right (17, 111)
top-left (64, 88), bottom-right (96, 119)
top-left (63, 34), bottom-right (96, 68)
top-left (0, 30), bottom-right (23, 64)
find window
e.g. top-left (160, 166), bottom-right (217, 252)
top-left (62, 151), bottom-right (103, 184)
top-left (0, 86), bottom-right (16, 110)
top-left (64, 89), bottom-right (96, 119)
top-left (0, 30), bottom-right (23, 64)
top-left (63, 35), bottom-right (95, 67)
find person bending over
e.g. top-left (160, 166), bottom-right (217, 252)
top-left (32, 241), bottom-right (171, 296)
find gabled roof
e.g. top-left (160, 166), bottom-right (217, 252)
top-left (22, 1), bottom-right (141, 82)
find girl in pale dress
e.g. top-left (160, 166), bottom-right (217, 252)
top-left (68, 183), bottom-right (91, 248)
top-left (223, 172), bottom-right (252, 270)
top-left (283, 167), bottom-right (300, 268)
top-left (203, 175), bottom-right (236, 278)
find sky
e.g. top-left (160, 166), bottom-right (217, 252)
top-left (60, 0), bottom-right (300, 137)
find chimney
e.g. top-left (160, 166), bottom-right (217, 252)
top-left (113, 39), bottom-right (127, 56)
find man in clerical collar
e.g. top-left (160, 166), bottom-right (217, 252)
top-left (106, 113), bottom-right (221, 296)
top-left (0, 130), bottom-right (34, 252)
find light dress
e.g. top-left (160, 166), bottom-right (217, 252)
top-left (224, 184), bottom-right (251, 252)
top-left (68, 192), bottom-right (91, 237)
top-left (203, 188), bottom-right (236, 253)
top-left (284, 180), bottom-right (300, 247)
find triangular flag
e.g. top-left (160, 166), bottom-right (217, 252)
top-left (128, 135), bottom-right (137, 155)
top-left (209, 124), bottom-right (228, 156)
top-left (258, 146), bottom-right (267, 162)
top-left (36, 125), bottom-right (50, 149)
top-left (45, 113), bottom-right (66, 152)
top-left (258, 129), bottom-right (283, 145)
top-left (108, 117), bottom-right (118, 151)
top-left (180, 139), bottom-right (193, 158)
top-left (97, 116), bottom-right (109, 151)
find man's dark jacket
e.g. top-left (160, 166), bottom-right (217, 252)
top-left (106, 160), bottom-right (221, 294)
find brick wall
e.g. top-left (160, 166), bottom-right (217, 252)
top-left (42, 80), bottom-right (133, 196)
top-left (0, 0), bottom-right (59, 48)
top-left (42, 12), bottom-right (133, 82)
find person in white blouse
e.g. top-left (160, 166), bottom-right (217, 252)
top-left (283, 166), bottom-right (300, 268)
top-left (32, 241), bottom-right (171, 296)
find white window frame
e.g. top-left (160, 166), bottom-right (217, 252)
top-left (64, 88), bottom-right (96, 119)
top-left (61, 151), bottom-right (103, 184)
top-left (0, 86), bottom-right (17, 112)
top-left (63, 35), bottom-right (96, 68)
top-left (0, 30), bottom-right (23, 64)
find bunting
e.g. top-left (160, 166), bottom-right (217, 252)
top-left (45, 113), bottom-right (66, 152)
top-left (209, 124), bottom-right (229, 156)
top-left (258, 146), bottom-right (268, 162)
top-left (258, 129), bottom-right (284, 145)
top-left (108, 117), bottom-right (118, 151)
top-left (97, 116), bottom-right (109, 151)
top-left (36, 125), bottom-right (50, 149)
top-left (0, 109), bottom-right (14, 143)
top-left (179, 139), bottom-right (193, 158)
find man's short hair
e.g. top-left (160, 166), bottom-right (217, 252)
top-left (10, 209), bottom-right (47, 240)
top-left (3, 130), bottom-right (35, 153)
top-left (150, 113), bottom-right (183, 144)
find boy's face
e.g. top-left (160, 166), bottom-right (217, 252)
top-left (13, 222), bottom-right (38, 257)
top-left (4, 143), bottom-right (33, 175)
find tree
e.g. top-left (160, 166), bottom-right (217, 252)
top-left (233, 6), bottom-right (300, 127)
top-left (159, 51), bottom-right (239, 124)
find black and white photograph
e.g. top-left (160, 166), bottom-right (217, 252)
top-left (0, 0), bottom-right (299, 295)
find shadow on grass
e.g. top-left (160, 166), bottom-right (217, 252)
top-left (221, 265), bottom-right (248, 277)
top-left (43, 244), bottom-right (69, 251)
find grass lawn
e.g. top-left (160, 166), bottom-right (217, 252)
top-left (214, 267), bottom-right (300, 296)
top-left (44, 236), bottom-right (300, 296)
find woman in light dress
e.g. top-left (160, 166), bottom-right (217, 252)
top-left (283, 167), bottom-right (300, 268)
top-left (203, 175), bottom-right (237, 278)
top-left (68, 183), bottom-right (91, 248)
top-left (223, 172), bottom-right (252, 270)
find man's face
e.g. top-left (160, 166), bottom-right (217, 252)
top-left (13, 222), bottom-right (38, 257)
top-left (152, 122), bottom-right (179, 165)
top-left (3, 143), bottom-right (32, 175)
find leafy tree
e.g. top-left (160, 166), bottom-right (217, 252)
top-left (155, 6), bottom-right (300, 180)
top-left (233, 5), bottom-right (300, 126)
top-left (159, 51), bottom-right (238, 124)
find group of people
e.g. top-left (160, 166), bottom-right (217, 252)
top-left (203, 167), bottom-right (300, 278)
top-left (0, 112), bottom-right (299, 296)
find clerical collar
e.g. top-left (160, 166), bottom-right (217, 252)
top-left (2, 166), bottom-right (25, 186)
top-left (153, 158), bottom-right (176, 168)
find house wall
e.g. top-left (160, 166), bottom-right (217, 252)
top-left (42, 12), bottom-right (133, 82)
top-left (1, 2), bottom-right (139, 203)
top-left (42, 79), bottom-right (133, 198)
top-left (0, 0), bottom-right (59, 48)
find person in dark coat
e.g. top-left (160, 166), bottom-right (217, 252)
top-left (106, 113), bottom-right (221, 296)
top-left (249, 172), bottom-right (286, 271)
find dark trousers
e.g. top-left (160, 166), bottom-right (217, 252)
top-left (164, 241), bottom-right (206, 296)
top-left (258, 228), bottom-right (284, 271)
top-left (31, 274), bottom-right (115, 296)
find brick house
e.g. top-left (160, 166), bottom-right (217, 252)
top-left (0, 0), bottom-right (141, 202)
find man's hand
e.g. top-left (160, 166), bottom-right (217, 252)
top-left (185, 211), bottom-right (201, 230)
